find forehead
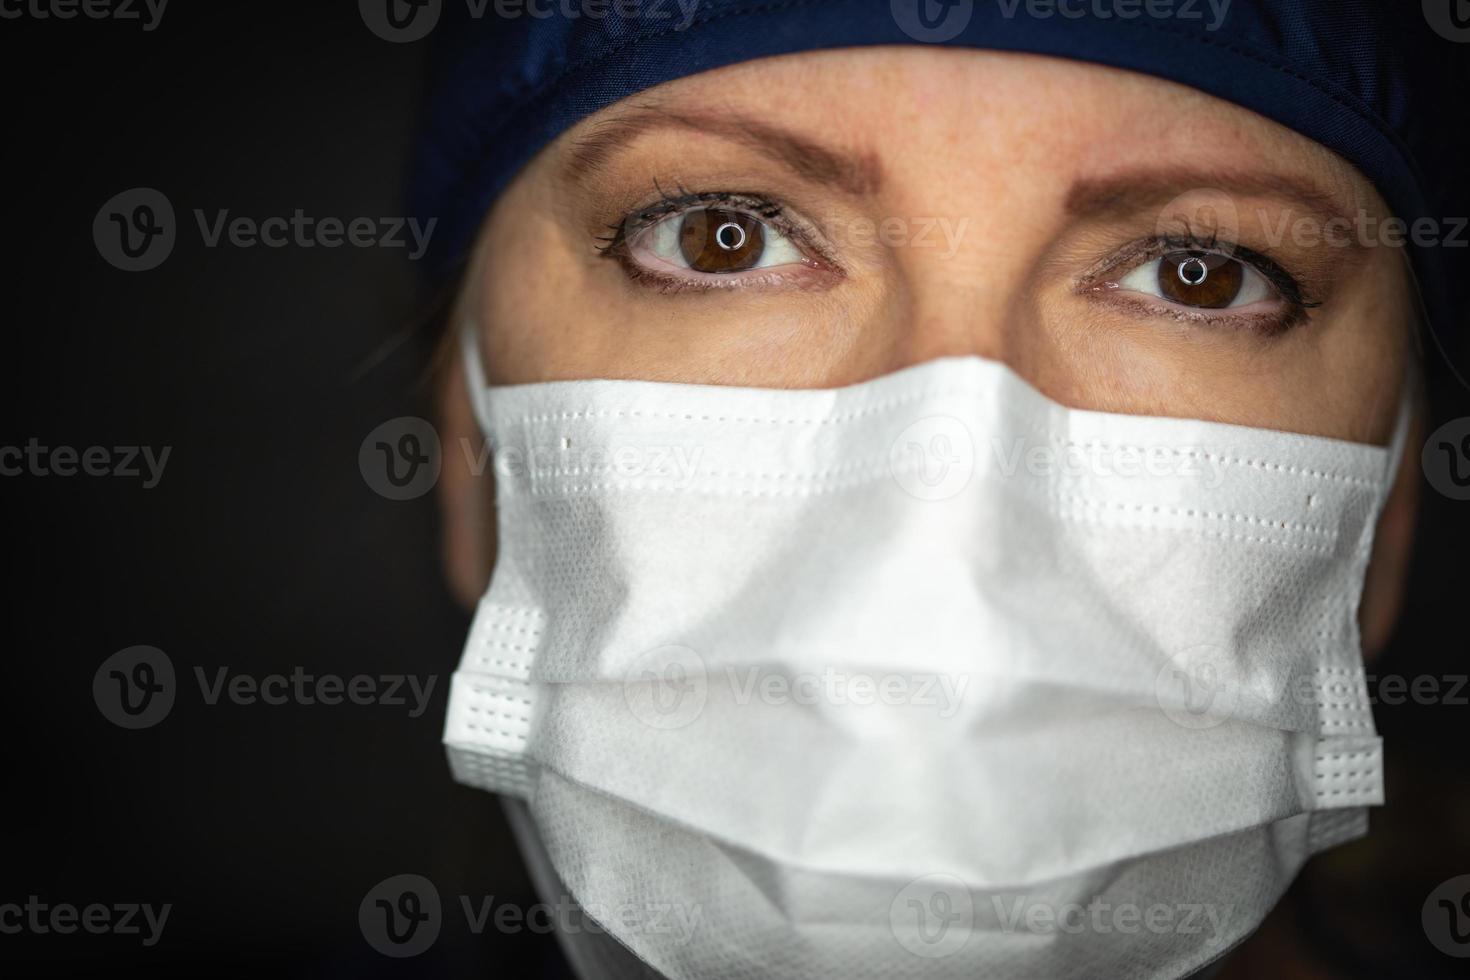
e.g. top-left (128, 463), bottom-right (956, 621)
top-left (557, 46), bottom-right (1374, 211)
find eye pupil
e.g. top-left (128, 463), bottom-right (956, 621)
top-left (1158, 250), bottom-right (1243, 308)
top-left (1177, 256), bottom-right (1208, 286)
top-left (679, 208), bottom-right (764, 273)
top-left (715, 222), bottom-right (746, 251)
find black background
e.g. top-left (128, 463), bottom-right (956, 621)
top-left (2, 2), bottom-right (1468, 978)
top-left (4, 3), bottom-right (563, 976)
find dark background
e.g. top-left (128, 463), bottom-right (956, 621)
top-left (1, 3), bottom-right (1467, 978)
top-left (3, 3), bottom-right (563, 977)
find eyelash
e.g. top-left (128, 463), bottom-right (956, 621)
top-left (596, 184), bottom-right (786, 256)
top-left (596, 187), bottom-right (1319, 332)
top-left (1078, 233), bottom-right (1321, 333)
top-left (588, 181), bottom-right (846, 295)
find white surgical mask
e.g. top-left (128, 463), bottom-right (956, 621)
top-left (444, 326), bottom-right (1408, 980)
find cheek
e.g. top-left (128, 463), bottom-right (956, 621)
top-left (475, 185), bottom-right (607, 384)
top-left (1298, 251), bottom-right (1411, 445)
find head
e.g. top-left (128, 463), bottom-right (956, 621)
top-left (419, 6), bottom-right (1462, 978)
top-left (433, 45), bottom-right (1421, 658)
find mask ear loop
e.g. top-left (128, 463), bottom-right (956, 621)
top-left (459, 321), bottom-right (494, 443)
top-left (1382, 366), bottom-right (1416, 491)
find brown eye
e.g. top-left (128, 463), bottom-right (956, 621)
top-left (619, 197), bottom-right (810, 285)
top-left (1156, 250), bottom-right (1244, 308)
top-left (678, 208), bottom-right (765, 273)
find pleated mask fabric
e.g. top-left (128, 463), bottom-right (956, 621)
top-left (443, 326), bottom-right (1409, 980)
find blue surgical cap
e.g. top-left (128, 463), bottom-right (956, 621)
top-left (409, 0), bottom-right (1468, 359)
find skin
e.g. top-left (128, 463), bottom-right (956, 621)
top-left (438, 48), bottom-right (1418, 666)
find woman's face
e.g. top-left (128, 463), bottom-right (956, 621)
top-left (464, 46), bottom-right (1409, 445)
top-left (441, 46), bottom-right (1418, 647)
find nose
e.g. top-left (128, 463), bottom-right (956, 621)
top-left (883, 235), bottom-right (1026, 372)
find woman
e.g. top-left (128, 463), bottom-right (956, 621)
top-left (411, 3), bottom-right (1462, 977)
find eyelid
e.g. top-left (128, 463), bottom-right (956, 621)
top-left (1073, 235), bottom-right (1323, 335)
top-left (1077, 235), bottom-right (1317, 309)
top-left (599, 189), bottom-right (793, 256)
top-left (597, 186), bottom-right (844, 291)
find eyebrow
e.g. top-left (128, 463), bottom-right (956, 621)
top-left (1065, 169), bottom-right (1357, 229)
top-left (563, 106), bottom-right (884, 196)
top-left (565, 110), bottom-right (1358, 242)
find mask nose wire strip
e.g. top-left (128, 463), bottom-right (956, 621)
top-left (455, 320), bottom-right (1417, 487)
